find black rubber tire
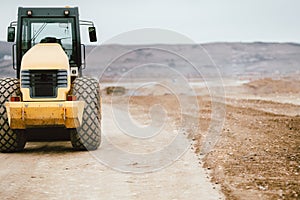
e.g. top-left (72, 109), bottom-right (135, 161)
top-left (0, 78), bottom-right (26, 153)
top-left (69, 77), bottom-right (101, 151)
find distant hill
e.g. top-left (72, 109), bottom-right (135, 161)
top-left (83, 42), bottom-right (300, 80)
top-left (1, 41), bottom-right (300, 79)
top-left (0, 41), bottom-right (12, 56)
top-left (0, 41), bottom-right (14, 77)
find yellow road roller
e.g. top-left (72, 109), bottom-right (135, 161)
top-left (0, 7), bottom-right (101, 152)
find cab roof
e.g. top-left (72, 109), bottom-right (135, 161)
top-left (18, 7), bottom-right (79, 18)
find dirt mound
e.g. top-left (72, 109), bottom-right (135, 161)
top-left (244, 78), bottom-right (300, 94)
top-left (198, 99), bottom-right (300, 199)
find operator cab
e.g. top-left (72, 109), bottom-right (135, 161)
top-left (7, 7), bottom-right (97, 78)
top-left (22, 18), bottom-right (74, 59)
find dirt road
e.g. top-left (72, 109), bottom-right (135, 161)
top-left (2, 77), bottom-right (298, 200)
top-left (0, 100), bottom-right (224, 200)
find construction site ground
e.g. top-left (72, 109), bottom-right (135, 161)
top-left (0, 77), bottom-right (299, 200)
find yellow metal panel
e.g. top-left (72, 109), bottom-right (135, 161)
top-left (21, 43), bottom-right (69, 70)
top-left (5, 101), bottom-right (84, 129)
top-left (20, 43), bottom-right (71, 101)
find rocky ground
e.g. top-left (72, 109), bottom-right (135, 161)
top-left (194, 78), bottom-right (300, 199)
top-left (127, 77), bottom-right (300, 199)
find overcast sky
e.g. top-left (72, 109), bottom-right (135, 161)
top-left (1, 0), bottom-right (300, 44)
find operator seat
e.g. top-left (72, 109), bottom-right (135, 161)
top-left (40, 37), bottom-right (62, 46)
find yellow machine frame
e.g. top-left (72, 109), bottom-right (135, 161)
top-left (5, 43), bottom-right (85, 129)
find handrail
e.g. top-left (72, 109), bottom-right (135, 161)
top-left (81, 44), bottom-right (86, 69)
top-left (12, 44), bottom-right (16, 70)
top-left (79, 20), bottom-right (94, 26)
top-left (10, 21), bottom-right (17, 27)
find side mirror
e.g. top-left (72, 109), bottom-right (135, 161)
top-left (88, 27), bottom-right (97, 42)
top-left (7, 26), bottom-right (15, 42)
